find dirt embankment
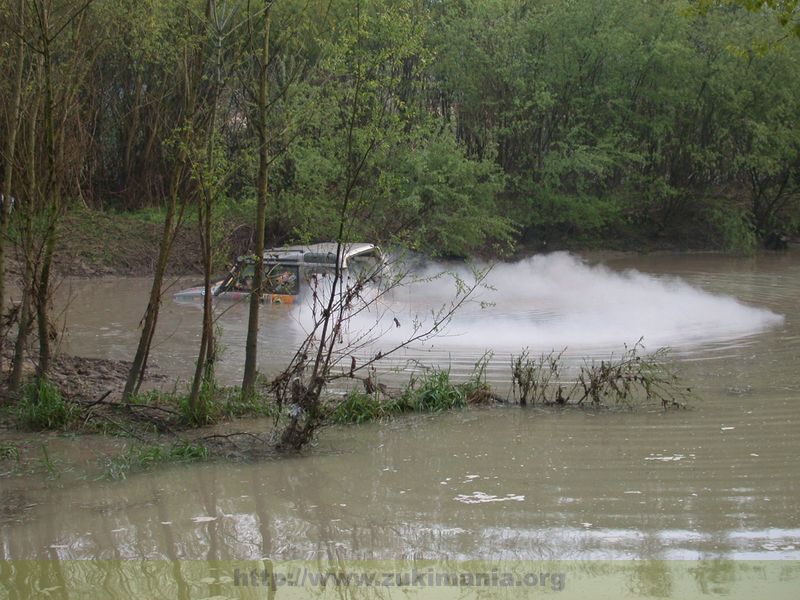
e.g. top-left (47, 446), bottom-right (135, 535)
top-left (55, 210), bottom-right (262, 278)
top-left (53, 211), bottom-right (204, 277)
top-left (51, 210), bottom-right (259, 278)
top-left (2, 209), bottom-right (255, 278)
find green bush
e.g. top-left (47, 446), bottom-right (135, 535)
top-left (408, 369), bottom-right (467, 412)
top-left (330, 366), bottom-right (487, 426)
top-left (16, 380), bottom-right (77, 430)
top-left (330, 371), bottom-right (465, 424)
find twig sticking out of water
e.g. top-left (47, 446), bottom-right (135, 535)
top-left (511, 348), bottom-right (565, 406)
top-left (511, 340), bottom-right (690, 408)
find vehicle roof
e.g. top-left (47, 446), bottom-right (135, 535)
top-left (265, 242), bottom-right (378, 256)
top-left (262, 242), bottom-right (381, 265)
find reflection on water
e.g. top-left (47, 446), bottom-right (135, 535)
top-left (1, 559), bottom-right (798, 599)
top-left (2, 252), bottom-right (799, 578)
top-left (4, 403), bottom-right (798, 562)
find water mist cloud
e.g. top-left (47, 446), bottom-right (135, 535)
top-left (293, 252), bottom-right (784, 355)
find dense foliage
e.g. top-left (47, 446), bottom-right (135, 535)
top-left (1, 0), bottom-right (798, 260)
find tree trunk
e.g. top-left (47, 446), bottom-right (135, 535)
top-left (34, 3), bottom-right (60, 384)
top-left (9, 90), bottom-right (39, 392)
top-left (121, 165), bottom-right (183, 400)
top-left (34, 223), bottom-right (57, 381)
top-left (187, 187), bottom-right (215, 412)
top-left (9, 257), bottom-right (33, 391)
top-left (187, 0), bottom-right (225, 415)
top-left (123, 0), bottom-right (207, 401)
top-left (0, 0), bottom-right (25, 369)
top-left (241, 4), bottom-right (271, 397)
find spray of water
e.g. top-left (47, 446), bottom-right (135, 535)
top-left (292, 252), bottom-right (784, 356)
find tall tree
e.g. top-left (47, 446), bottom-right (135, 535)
top-left (241, 0), bottom-right (272, 397)
top-left (187, 0), bottom-right (238, 415)
top-left (122, 0), bottom-right (206, 400)
top-left (0, 0), bottom-right (25, 367)
top-left (21, 0), bottom-right (96, 382)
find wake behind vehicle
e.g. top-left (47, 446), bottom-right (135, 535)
top-left (174, 242), bottom-right (384, 305)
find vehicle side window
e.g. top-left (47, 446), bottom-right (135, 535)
top-left (304, 267), bottom-right (339, 292)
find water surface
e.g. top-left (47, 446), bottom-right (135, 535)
top-left (3, 251), bottom-right (799, 565)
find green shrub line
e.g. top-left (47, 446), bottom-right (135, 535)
top-left (330, 345), bottom-right (689, 425)
top-left (6, 344), bottom-right (687, 435)
top-left (127, 380), bottom-right (277, 426)
top-left (0, 376), bottom-right (278, 444)
top-left (0, 345), bottom-right (687, 481)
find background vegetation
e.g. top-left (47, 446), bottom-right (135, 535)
top-left (1, 0), bottom-right (798, 261)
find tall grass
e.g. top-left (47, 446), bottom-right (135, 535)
top-left (408, 369), bottom-right (468, 412)
top-left (329, 391), bottom-right (391, 424)
top-left (176, 379), bottom-right (277, 425)
top-left (179, 378), bottom-right (221, 426)
top-left (16, 380), bottom-right (77, 430)
top-left (330, 368), bottom-right (473, 425)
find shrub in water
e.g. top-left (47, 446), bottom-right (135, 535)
top-left (332, 368), bottom-right (479, 425)
top-left (329, 391), bottom-right (388, 424)
top-left (408, 369), bottom-right (466, 412)
top-left (101, 441), bottom-right (209, 480)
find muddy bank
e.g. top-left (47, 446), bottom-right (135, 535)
top-left (0, 355), bottom-right (274, 485)
top-left (49, 354), bottom-right (163, 402)
top-left (0, 341), bottom-right (165, 406)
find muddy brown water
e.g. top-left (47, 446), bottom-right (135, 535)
top-left (2, 251), bottom-right (799, 565)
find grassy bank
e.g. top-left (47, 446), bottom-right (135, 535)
top-left (51, 208), bottom-right (203, 277)
top-left (8, 206), bottom-right (249, 278)
top-left (13, 200), bottom-right (791, 281)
